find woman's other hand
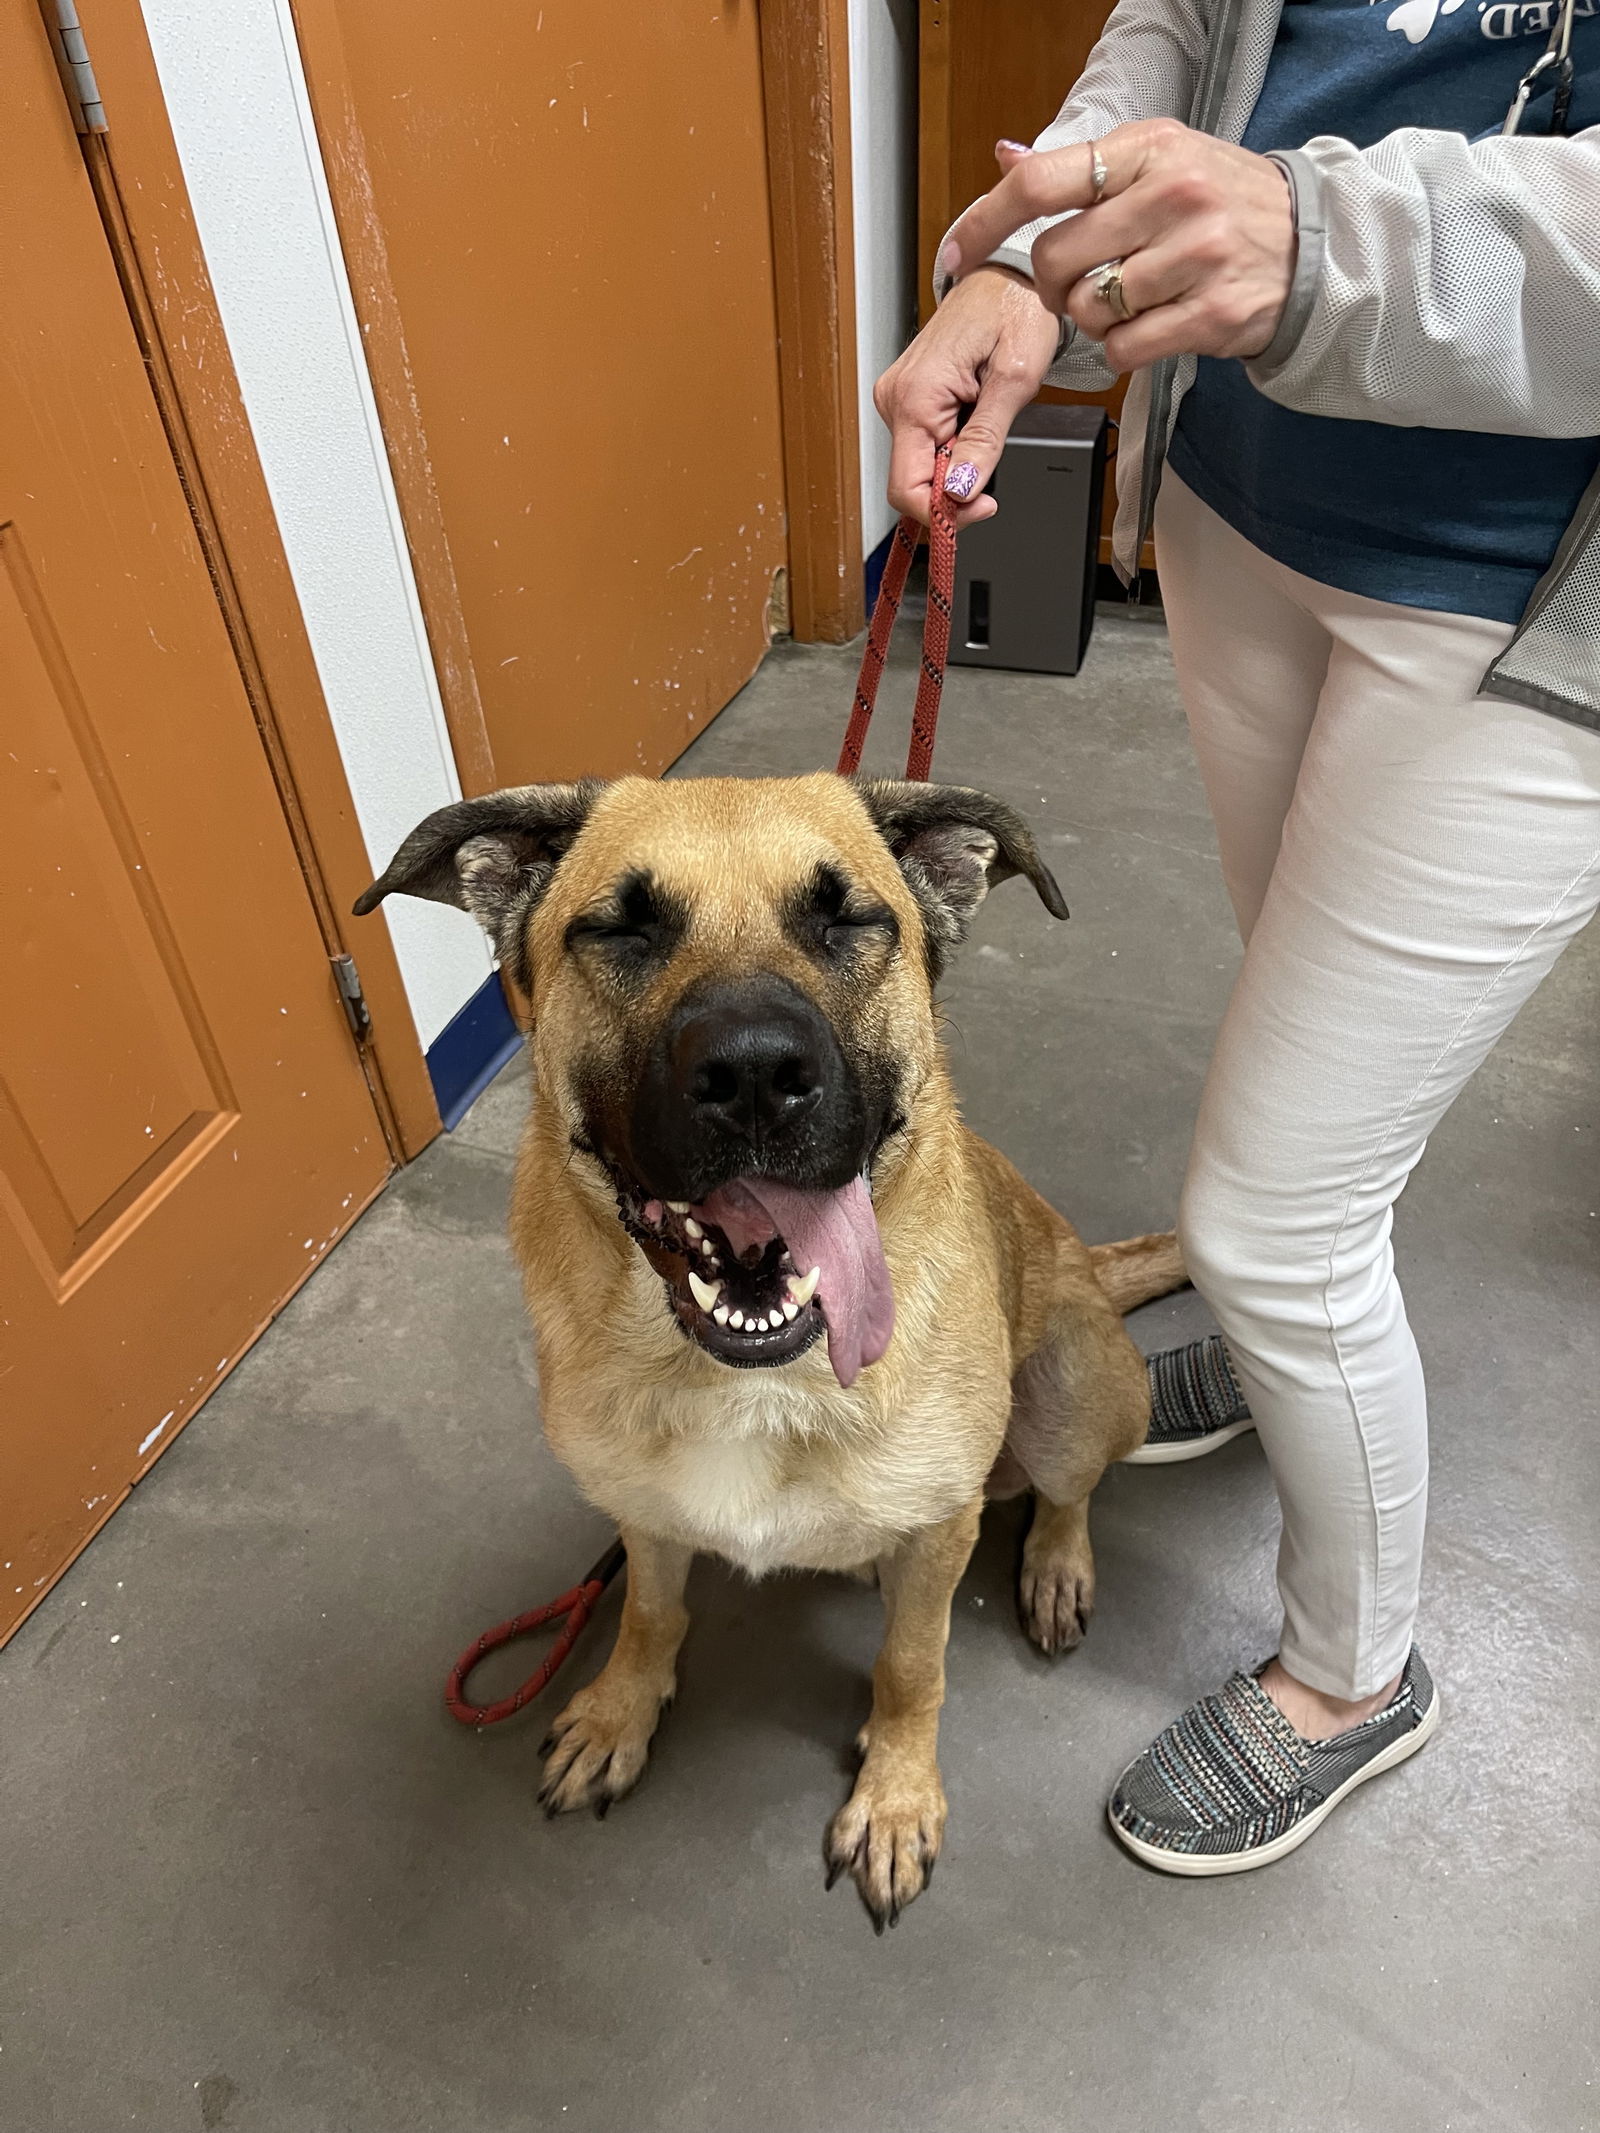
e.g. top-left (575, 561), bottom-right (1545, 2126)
top-left (946, 125), bottom-right (1296, 373)
top-left (874, 265), bottom-right (1062, 526)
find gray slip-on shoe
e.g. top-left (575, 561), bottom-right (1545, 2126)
top-left (1109, 1647), bottom-right (1440, 1876)
top-left (1124, 1334), bottom-right (1255, 1464)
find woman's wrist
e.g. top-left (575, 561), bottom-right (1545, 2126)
top-left (943, 121), bottom-right (1299, 370)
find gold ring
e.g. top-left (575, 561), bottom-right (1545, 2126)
top-left (1093, 257), bottom-right (1136, 322)
top-left (1088, 141), bottom-right (1109, 203)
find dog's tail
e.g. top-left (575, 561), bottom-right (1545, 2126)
top-left (1089, 1231), bottom-right (1187, 1314)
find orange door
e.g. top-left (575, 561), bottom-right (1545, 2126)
top-left (294, 0), bottom-right (789, 787)
top-left (0, 4), bottom-right (390, 1643)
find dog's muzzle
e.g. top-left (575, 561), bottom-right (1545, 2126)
top-left (624, 975), bottom-right (877, 1203)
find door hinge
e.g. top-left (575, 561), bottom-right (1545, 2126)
top-left (331, 953), bottom-right (372, 1045)
top-left (49, 0), bottom-right (108, 135)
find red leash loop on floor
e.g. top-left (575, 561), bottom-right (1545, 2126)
top-left (444, 439), bottom-right (963, 1726)
top-left (444, 1540), bottom-right (626, 1727)
top-left (836, 438), bottom-right (958, 783)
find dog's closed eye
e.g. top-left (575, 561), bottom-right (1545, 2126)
top-left (565, 870), bottom-right (687, 970)
top-left (785, 864), bottom-right (900, 964)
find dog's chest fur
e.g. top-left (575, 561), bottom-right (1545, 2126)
top-left (630, 1431), bottom-right (854, 1576)
top-left (550, 1363), bottom-right (994, 1578)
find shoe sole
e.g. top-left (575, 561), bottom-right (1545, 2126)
top-left (1122, 1418), bottom-right (1257, 1465)
top-left (1108, 1687), bottom-right (1442, 1877)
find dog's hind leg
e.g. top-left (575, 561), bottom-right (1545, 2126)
top-left (538, 1527), bottom-right (693, 1817)
top-left (1007, 1266), bottom-right (1150, 1657)
top-left (825, 1495), bottom-right (982, 1931)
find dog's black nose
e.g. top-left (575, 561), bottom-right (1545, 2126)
top-left (629, 975), bottom-right (870, 1197)
top-left (670, 992), bottom-right (827, 1139)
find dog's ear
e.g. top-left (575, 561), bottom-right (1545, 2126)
top-left (353, 781), bottom-right (602, 979)
top-left (857, 779), bottom-right (1067, 977)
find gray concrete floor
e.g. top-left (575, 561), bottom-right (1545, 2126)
top-left (4, 613), bottom-right (1598, 2133)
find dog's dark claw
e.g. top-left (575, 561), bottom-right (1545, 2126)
top-left (593, 1795), bottom-right (611, 1820)
top-left (539, 1734), bottom-right (555, 1757)
top-left (824, 1858), bottom-right (844, 1891)
top-left (871, 1910), bottom-right (885, 1937)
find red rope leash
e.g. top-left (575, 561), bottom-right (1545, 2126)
top-left (445, 1540), bottom-right (625, 1726)
top-left (444, 439), bottom-right (962, 1728)
top-left (836, 438), bottom-right (956, 783)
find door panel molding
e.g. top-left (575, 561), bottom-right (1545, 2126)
top-left (0, 521), bottom-right (246, 1289)
top-left (1, 524), bottom-right (239, 1115)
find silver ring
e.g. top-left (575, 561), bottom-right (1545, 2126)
top-left (1088, 140), bottom-right (1109, 202)
top-left (1093, 257), bottom-right (1136, 322)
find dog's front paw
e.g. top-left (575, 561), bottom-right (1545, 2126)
top-left (824, 1762), bottom-right (946, 1932)
top-left (537, 1674), bottom-right (670, 1818)
top-left (1019, 1500), bottom-right (1095, 1656)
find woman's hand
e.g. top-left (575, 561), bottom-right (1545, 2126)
top-left (874, 266), bottom-right (1062, 526)
top-left (945, 124), bottom-right (1296, 373)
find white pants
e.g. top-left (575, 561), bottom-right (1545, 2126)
top-left (1156, 473), bottom-right (1600, 1700)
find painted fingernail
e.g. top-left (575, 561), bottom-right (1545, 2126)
top-left (944, 461), bottom-right (980, 501)
top-left (940, 239), bottom-right (962, 277)
top-left (997, 138), bottom-right (1033, 155)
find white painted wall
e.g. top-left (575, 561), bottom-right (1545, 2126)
top-left (848, 0), bottom-right (918, 558)
top-left (139, 0), bottom-right (491, 1052)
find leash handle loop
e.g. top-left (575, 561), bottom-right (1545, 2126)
top-left (444, 1539), bottom-right (626, 1727)
top-left (837, 439), bottom-right (957, 784)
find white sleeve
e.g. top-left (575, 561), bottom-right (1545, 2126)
top-left (1249, 127), bottom-right (1600, 436)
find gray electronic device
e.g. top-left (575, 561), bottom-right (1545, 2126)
top-left (949, 404), bottom-right (1107, 677)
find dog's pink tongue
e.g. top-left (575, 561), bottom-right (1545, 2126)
top-left (696, 1176), bottom-right (895, 1388)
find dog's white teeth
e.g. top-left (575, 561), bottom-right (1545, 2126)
top-left (781, 1299), bottom-right (799, 1322)
top-left (700, 1237), bottom-right (715, 1257)
top-left (712, 1305), bottom-right (730, 1326)
top-left (684, 1217), bottom-right (703, 1240)
top-left (728, 1310), bottom-right (745, 1330)
top-left (786, 1266), bottom-right (820, 1307)
top-left (767, 1310), bottom-right (784, 1331)
top-left (688, 1271), bottom-right (722, 1312)
top-left (667, 1201), bottom-right (690, 1214)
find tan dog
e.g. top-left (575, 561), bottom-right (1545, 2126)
top-left (358, 773), bottom-right (1182, 1928)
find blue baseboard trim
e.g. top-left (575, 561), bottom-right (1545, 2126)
top-left (864, 527), bottom-right (896, 615)
top-left (425, 971), bottom-right (523, 1131)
